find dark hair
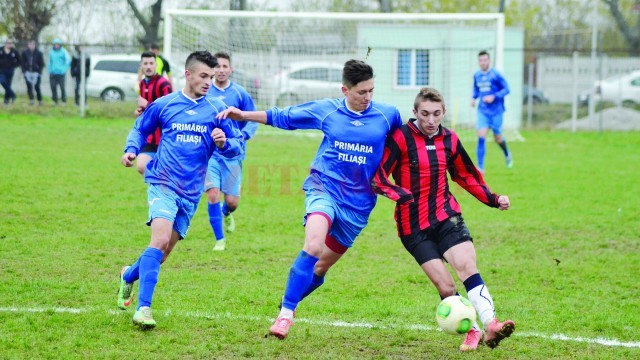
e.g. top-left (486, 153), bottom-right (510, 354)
top-left (185, 50), bottom-right (218, 70)
top-left (414, 87), bottom-right (446, 111)
top-left (342, 59), bottom-right (374, 88)
top-left (213, 51), bottom-right (231, 63)
top-left (141, 51), bottom-right (156, 60)
top-left (478, 50), bottom-right (490, 58)
top-left (150, 43), bottom-right (160, 50)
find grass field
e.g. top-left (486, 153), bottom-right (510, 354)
top-left (1, 107), bottom-right (639, 359)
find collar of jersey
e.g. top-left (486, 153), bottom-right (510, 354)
top-left (407, 119), bottom-right (444, 138)
top-left (343, 98), bottom-right (371, 116)
top-left (180, 89), bottom-right (204, 103)
top-left (213, 81), bottom-right (231, 92)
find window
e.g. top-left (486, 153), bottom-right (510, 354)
top-left (290, 68), bottom-right (329, 81)
top-left (94, 60), bottom-right (140, 74)
top-left (395, 49), bottom-right (429, 87)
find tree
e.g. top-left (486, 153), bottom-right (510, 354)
top-left (602, 0), bottom-right (640, 55)
top-left (230, 0), bottom-right (247, 10)
top-left (0, 0), bottom-right (57, 42)
top-left (126, 0), bottom-right (163, 48)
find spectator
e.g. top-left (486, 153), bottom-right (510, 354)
top-left (0, 38), bottom-right (20, 105)
top-left (48, 38), bottom-right (71, 105)
top-left (71, 45), bottom-right (91, 107)
top-left (21, 40), bottom-right (45, 106)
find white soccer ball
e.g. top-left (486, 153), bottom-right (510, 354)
top-left (435, 296), bottom-right (477, 335)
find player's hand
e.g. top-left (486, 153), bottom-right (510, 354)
top-left (470, 99), bottom-right (476, 108)
top-left (216, 106), bottom-right (245, 121)
top-left (482, 95), bottom-right (495, 104)
top-left (137, 96), bottom-right (149, 110)
top-left (212, 128), bottom-right (227, 149)
top-left (497, 195), bottom-right (510, 210)
top-left (121, 153), bottom-right (137, 167)
top-left (134, 107), bottom-right (143, 116)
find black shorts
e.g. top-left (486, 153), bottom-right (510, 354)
top-left (400, 215), bottom-right (473, 266)
top-left (140, 143), bottom-right (158, 154)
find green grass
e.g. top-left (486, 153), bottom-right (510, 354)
top-left (0, 108), bottom-right (639, 359)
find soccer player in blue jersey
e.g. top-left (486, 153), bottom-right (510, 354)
top-left (471, 50), bottom-right (512, 173)
top-left (204, 52), bottom-right (258, 251)
top-left (217, 59), bottom-right (403, 339)
top-left (117, 51), bottom-right (243, 330)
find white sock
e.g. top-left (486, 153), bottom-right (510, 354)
top-left (467, 284), bottom-right (496, 328)
top-left (278, 308), bottom-right (294, 319)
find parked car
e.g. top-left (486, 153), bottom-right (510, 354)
top-left (578, 70), bottom-right (640, 106)
top-left (86, 54), bottom-right (140, 102)
top-left (259, 61), bottom-right (344, 107)
top-left (523, 85), bottom-right (549, 104)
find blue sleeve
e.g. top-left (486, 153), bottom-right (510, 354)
top-left (65, 49), bottom-right (72, 69)
top-left (265, 101), bottom-right (326, 131)
top-left (493, 70), bottom-right (510, 99)
top-left (216, 118), bottom-right (243, 158)
top-left (240, 121), bottom-right (258, 141)
top-left (472, 72), bottom-right (479, 99)
top-left (124, 102), bottom-right (162, 154)
top-left (239, 90), bottom-right (258, 140)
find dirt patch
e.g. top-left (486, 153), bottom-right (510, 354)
top-left (555, 107), bottom-right (640, 131)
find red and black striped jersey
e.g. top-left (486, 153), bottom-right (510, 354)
top-left (372, 121), bottom-right (500, 237)
top-left (139, 74), bottom-right (172, 146)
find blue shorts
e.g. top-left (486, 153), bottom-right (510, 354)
top-left (146, 184), bottom-right (198, 239)
top-left (303, 191), bottom-right (369, 249)
top-left (476, 112), bottom-right (504, 135)
top-left (204, 157), bottom-right (242, 197)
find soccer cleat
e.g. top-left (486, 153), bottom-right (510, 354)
top-left (484, 318), bottom-right (515, 349)
top-left (269, 317), bottom-right (293, 339)
top-left (278, 300), bottom-right (297, 318)
top-left (224, 213), bottom-right (236, 233)
top-left (213, 239), bottom-right (226, 251)
top-left (132, 306), bottom-right (156, 330)
top-left (117, 266), bottom-right (134, 310)
top-left (459, 328), bottom-right (483, 352)
top-left (506, 156), bottom-right (514, 169)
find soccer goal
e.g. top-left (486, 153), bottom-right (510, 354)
top-left (165, 10), bottom-right (521, 137)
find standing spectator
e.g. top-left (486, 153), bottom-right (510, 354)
top-left (0, 38), bottom-right (20, 105)
top-left (70, 45), bottom-right (91, 107)
top-left (20, 40), bottom-right (45, 105)
top-left (48, 38), bottom-right (71, 105)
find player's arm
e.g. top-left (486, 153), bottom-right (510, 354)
top-left (122, 102), bottom-right (162, 167)
top-left (493, 71), bottom-right (510, 99)
top-left (471, 74), bottom-right (479, 107)
top-left (215, 116), bottom-right (244, 158)
top-left (447, 138), bottom-right (501, 208)
top-left (371, 131), bottom-right (414, 204)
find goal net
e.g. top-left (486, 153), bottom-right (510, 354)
top-left (165, 10), bottom-right (520, 138)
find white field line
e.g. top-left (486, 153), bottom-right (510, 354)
top-left (1, 307), bottom-right (639, 349)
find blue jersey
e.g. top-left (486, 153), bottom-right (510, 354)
top-left (267, 98), bottom-right (403, 215)
top-left (125, 90), bottom-right (243, 203)
top-left (208, 81), bottom-right (257, 161)
top-left (472, 68), bottom-right (510, 116)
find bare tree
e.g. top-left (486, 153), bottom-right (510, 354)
top-left (379, 0), bottom-right (393, 12)
top-left (602, 0), bottom-right (640, 55)
top-left (126, 0), bottom-right (163, 48)
top-left (230, 0), bottom-right (247, 10)
top-left (0, 0), bottom-right (57, 42)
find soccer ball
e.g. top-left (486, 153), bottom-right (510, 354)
top-left (435, 296), bottom-right (477, 335)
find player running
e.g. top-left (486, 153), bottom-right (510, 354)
top-left (217, 59), bottom-right (403, 340)
top-left (204, 52), bottom-right (257, 251)
top-left (372, 87), bottom-right (515, 351)
top-left (117, 51), bottom-right (243, 330)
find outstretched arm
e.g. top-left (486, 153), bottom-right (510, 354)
top-left (371, 131), bottom-right (414, 204)
top-left (216, 106), bottom-right (267, 124)
top-left (448, 139), bottom-right (500, 208)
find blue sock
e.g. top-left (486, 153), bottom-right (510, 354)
top-left (498, 140), bottom-right (510, 158)
top-left (221, 202), bottom-right (230, 217)
top-left (463, 273), bottom-right (484, 292)
top-left (123, 258), bottom-right (140, 283)
top-left (477, 137), bottom-right (486, 170)
top-left (137, 247), bottom-right (164, 310)
top-left (208, 202), bottom-right (225, 241)
top-left (301, 273), bottom-right (325, 300)
top-left (282, 250), bottom-right (319, 311)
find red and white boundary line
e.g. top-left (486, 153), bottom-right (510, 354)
top-left (1, 307), bottom-right (639, 349)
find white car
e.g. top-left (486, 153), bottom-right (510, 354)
top-left (579, 70), bottom-right (640, 106)
top-left (86, 54), bottom-right (141, 102)
top-left (259, 61), bottom-right (344, 107)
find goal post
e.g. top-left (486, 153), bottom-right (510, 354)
top-left (165, 10), bottom-right (520, 136)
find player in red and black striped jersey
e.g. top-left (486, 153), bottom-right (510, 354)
top-left (134, 51), bottom-right (173, 175)
top-left (372, 87), bottom-right (515, 352)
